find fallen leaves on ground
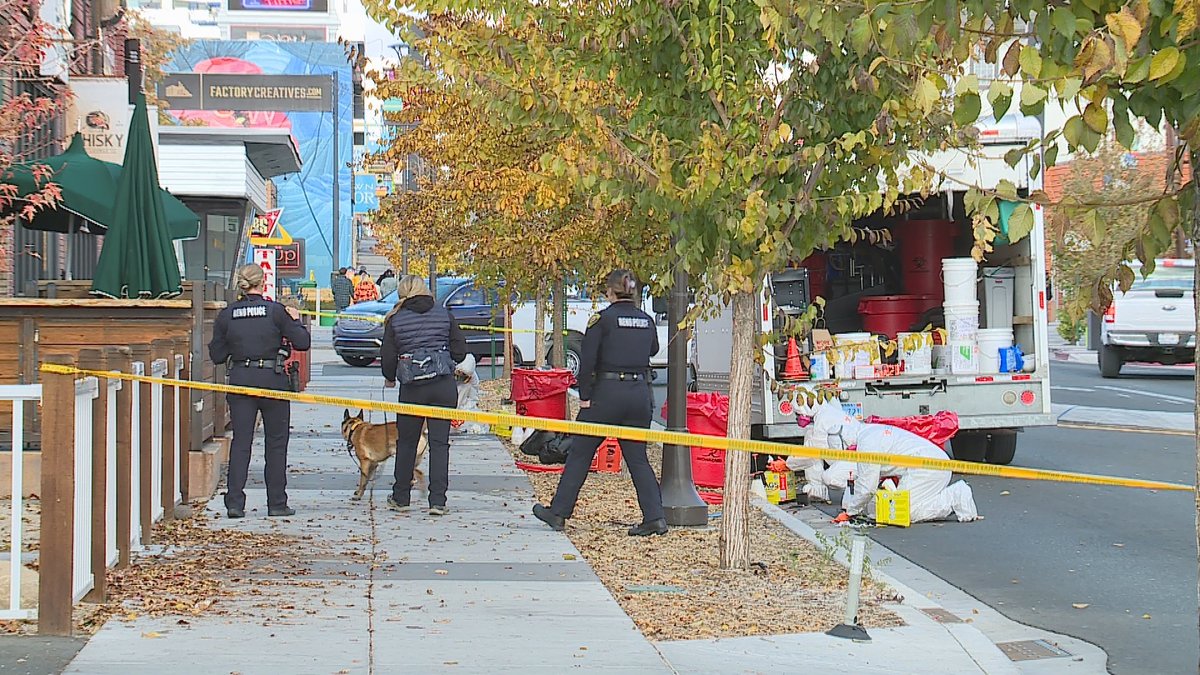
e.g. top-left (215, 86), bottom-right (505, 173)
top-left (481, 379), bottom-right (902, 642)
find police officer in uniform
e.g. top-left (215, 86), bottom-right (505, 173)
top-left (209, 264), bottom-right (311, 519)
top-left (533, 269), bottom-right (667, 536)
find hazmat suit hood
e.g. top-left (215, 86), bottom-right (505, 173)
top-left (806, 400), bottom-right (863, 450)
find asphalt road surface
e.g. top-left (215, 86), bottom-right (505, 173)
top-left (808, 362), bottom-right (1197, 675)
top-left (1051, 360), bottom-right (1194, 413)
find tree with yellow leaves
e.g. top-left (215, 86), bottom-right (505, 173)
top-left (366, 41), bottom-right (666, 366)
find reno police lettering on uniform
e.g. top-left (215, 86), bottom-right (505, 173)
top-left (617, 316), bottom-right (650, 329)
top-left (232, 305), bottom-right (269, 319)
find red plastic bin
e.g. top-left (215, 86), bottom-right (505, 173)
top-left (897, 220), bottom-right (959, 302)
top-left (858, 295), bottom-right (937, 338)
top-left (662, 392), bottom-right (730, 489)
top-left (511, 368), bottom-right (576, 420)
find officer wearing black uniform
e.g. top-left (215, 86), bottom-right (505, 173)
top-left (533, 270), bottom-right (668, 536)
top-left (209, 263), bottom-right (311, 519)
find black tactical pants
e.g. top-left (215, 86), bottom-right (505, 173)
top-left (550, 379), bottom-right (664, 522)
top-left (392, 374), bottom-right (457, 507)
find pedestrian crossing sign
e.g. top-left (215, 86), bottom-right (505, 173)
top-left (249, 208), bottom-right (292, 245)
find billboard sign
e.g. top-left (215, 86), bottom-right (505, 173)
top-left (228, 0), bottom-right (328, 11)
top-left (271, 239), bottom-right (305, 277)
top-left (159, 73), bottom-right (332, 112)
top-left (253, 247), bottom-right (277, 300)
top-left (230, 26), bottom-right (327, 41)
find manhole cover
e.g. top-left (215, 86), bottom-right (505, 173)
top-left (996, 639), bottom-right (1072, 661)
top-left (920, 608), bottom-right (963, 624)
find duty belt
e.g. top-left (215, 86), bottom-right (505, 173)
top-left (232, 358), bottom-right (278, 369)
top-left (595, 371), bottom-right (647, 381)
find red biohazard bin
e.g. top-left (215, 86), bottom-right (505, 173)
top-left (662, 392), bottom-right (730, 489)
top-left (511, 368), bottom-right (576, 420)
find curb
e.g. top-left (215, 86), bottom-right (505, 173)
top-left (1052, 348), bottom-right (1098, 365)
top-left (754, 498), bottom-right (1109, 674)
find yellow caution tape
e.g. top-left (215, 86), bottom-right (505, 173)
top-left (297, 309), bottom-right (551, 334)
top-left (38, 362), bottom-right (1192, 493)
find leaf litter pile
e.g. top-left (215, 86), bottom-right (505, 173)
top-left (0, 505), bottom-right (325, 635)
top-left (480, 380), bottom-right (902, 641)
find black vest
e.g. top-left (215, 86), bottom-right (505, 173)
top-left (387, 306), bottom-right (452, 355)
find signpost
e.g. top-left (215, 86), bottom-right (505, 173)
top-left (249, 208), bottom-right (292, 246)
top-left (271, 239), bottom-right (305, 278)
top-left (253, 248), bottom-right (278, 301)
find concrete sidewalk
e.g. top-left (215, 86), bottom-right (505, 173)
top-left (60, 334), bottom-right (1024, 673)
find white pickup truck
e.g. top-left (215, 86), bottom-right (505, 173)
top-left (1099, 259), bottom-right (1196, 378)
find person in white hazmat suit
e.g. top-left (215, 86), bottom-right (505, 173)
top-left (802, 400), bottom-right (978, 523)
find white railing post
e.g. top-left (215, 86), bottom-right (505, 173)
top-left (173, 354), bottom-right (183, 506)
top-left (150, 359), bottom-right (165, 523)
top-left (106, 377), bottom-right (120, 566)
top-left (129, 361), bottom-right (143, 550)
top-left (72, 377), bottom-right (98, 603)
top-left (0, 385), bottom-right (41, 621)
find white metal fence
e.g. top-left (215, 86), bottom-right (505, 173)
top-left (72, 377), bottom-right (98, 603)
top-left (0, 384), bottom-right (41, 620)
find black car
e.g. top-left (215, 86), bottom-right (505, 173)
top-left (332, 276), bottom-right (508, 367)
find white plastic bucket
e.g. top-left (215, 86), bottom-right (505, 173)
top-left (942, 258), bottom-right (979, 305)
top-left (944, 300), bottom-right (980, 342)
top-left (977, 327), bottom-right (1014, 374)
top-left (832, 332), bottom-right (876, 379)
top-left (949, 340), bottom-right (979, 374)
top-left (898, 332), bottom-right (933, 375)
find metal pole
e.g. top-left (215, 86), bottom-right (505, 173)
top-left (331, 71), bottom-right (341, 272)
top-left (661, 250), bottom-right (708, 526)
top-left (402, 239), bottom-right (409, 275)
top-left (428, 252), bottom-right (436, 296)
top-left (827, 526), bottom-right (871, 641)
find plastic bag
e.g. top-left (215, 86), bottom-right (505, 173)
top-left (864, 411), bottom-right (959, 451)
top-left (999, 345), bottom-right (1025, 373)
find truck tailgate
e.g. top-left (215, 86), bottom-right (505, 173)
top-left (1109, 289), bottom-right (1195, 333)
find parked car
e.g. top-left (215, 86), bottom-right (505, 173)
top-left (333, 277), bottom-right (501, 367)
top-left (1099, 259), bottom-right (1196, 378)
top-left (334, 276), bottom-right (676, 375)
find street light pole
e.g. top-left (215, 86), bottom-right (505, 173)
top-left (661, 253), bottom-right (708, 526)
top-left (331, 71), bottom-right (341, 271)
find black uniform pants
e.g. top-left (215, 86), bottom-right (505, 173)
top-left (392, 375), bottom-right (457, 507)
top-left (550, 380), bottom-right (664, 523)
top-left (225, 393), bottom-right (291, 511)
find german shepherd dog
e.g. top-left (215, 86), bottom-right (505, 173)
top-left (341, 410), bottom-right (428, 500)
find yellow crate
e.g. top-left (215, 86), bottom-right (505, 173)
top-left (492, 424), bottom-right (513, 438)
top-left (764, 470), bottom-right (797, 504)
top-left (874, 489), bottom-right (911, 527)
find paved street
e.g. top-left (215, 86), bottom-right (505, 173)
top-left (810, 361), bottom-right (1197, 674)
top-left (1051, 361), bottom-right (1194, 413)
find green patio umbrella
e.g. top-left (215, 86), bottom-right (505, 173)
top-left (6, 133), bottom-right (117, 226)
top-left (91, 94), bottom-right (183, 299)
top-left (8, 133), bottom-right (200, 241)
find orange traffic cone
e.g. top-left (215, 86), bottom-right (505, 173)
top-left (781, 337), bottom-right (806, 381)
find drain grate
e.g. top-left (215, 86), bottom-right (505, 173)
top-left (920, 607), bottom-right (963, 624)
top-left (996, 640), bottom-right (1072, 661)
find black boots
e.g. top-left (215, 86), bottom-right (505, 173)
top-left (226, 508), bottom-right (245, 519)
top-left (628, 519), bottom-right (668, 537)
top-left (268, 506), bottom-right (296, 517)
top-left (532, 504), bottom-right (566, 531)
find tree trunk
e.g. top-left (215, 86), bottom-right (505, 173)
top-left (720, 289), bottom-right (757, 570)
top-left (552, 277), bottom-right (567, 369)
top-left (535, 283), bottom-right (548, 367)
top-left (503, 303), bottom-right (514, 381)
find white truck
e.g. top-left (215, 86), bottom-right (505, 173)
top-left (1098, 258), bottom-right (1196, 378)
top-left (691, 115), bottom-right (1055, 465)
top-left (509, 293), bottom-right (672, 375)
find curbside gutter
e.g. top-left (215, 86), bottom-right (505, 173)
top-left (754, 498), bottom-right (1110, 674)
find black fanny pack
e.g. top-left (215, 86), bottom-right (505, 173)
top-left (397, 348), bottom-right (456, 384)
